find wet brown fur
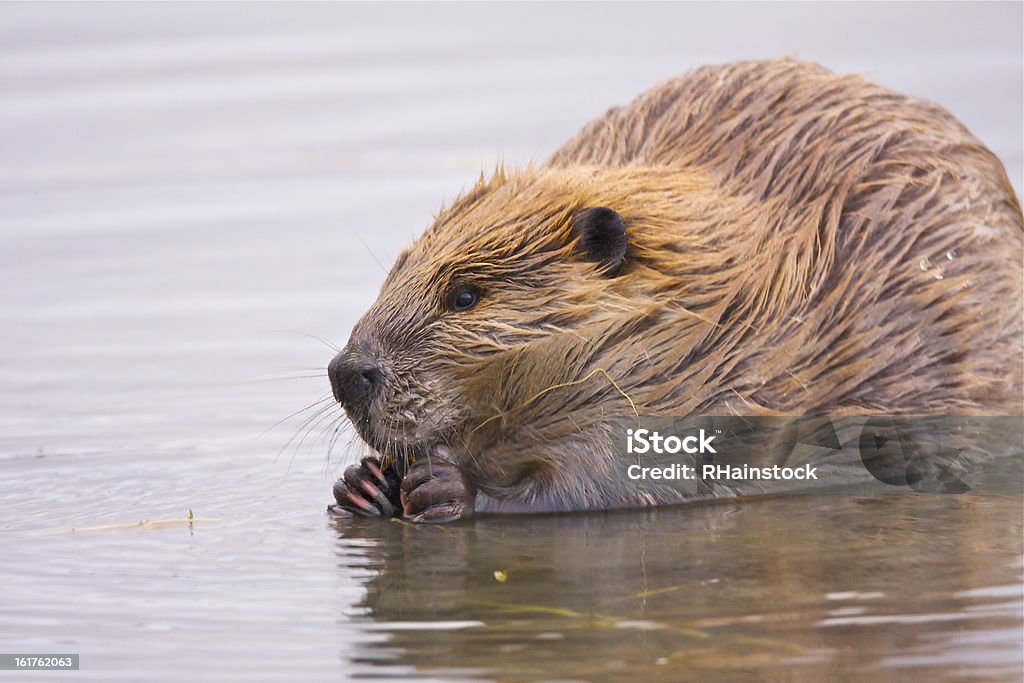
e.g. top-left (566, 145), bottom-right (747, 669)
top-left (346, 59), bottom-right (1023, 512)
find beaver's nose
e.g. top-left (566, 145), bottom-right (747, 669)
top-left (328, 350), bottom-right (382, 408)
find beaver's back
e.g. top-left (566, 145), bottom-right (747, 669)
top-left (550, 59), bottom-right (1019, 223)
top-left (550, 59), bottom-right (1023, 413)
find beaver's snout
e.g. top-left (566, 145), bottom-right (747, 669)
top-left (328, 347), bottom-right (382, 409)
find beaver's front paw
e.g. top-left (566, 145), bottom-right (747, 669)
top-left (328, 456), bottom-right (402, 519)
top-left (400, 459), bottom-right (475, 524)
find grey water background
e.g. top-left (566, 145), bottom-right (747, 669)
top-left (1, 2), bottom-right (1021, 681)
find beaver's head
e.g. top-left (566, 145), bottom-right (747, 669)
top-left (329, 166), bottom-right (743, 495)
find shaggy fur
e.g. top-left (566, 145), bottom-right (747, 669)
top-left (342, 59), bottom-right (1023, 512)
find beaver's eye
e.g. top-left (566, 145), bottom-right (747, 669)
top-left (452, 288), bottom-right (478, 311)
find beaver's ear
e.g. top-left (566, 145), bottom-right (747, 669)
top-left (571, 207), bottom-right (628, 276)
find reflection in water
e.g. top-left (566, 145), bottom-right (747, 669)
top-left (333, 493), bottom-right (1023, 681)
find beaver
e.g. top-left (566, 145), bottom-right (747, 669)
top-left (326, 58), bottom-right (1023, 523)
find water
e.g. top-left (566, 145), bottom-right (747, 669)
top-left (1, 3), bottom-right (1021, 681)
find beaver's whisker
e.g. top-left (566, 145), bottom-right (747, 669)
top-left (259, 394), bottom-right (333, 439)
top-left (304, 413), bottom-right (347, 466)
top-left (380, 411), bottom-right (401, 465)
top-left (275, 403), bottom-right (336, 464)
top-left (277, 402), bottom-right (333, 452)
top-left (323, 419), bottom-right (355, 475)
top-left (308, 412), bottom-right (345, 453)
top-left (351, 227), bottom-right (390, 275)
top-left (243, 374), bottom-right (329, 384)
top-left (286, 406), bottom-right (344, 472)
top-left (281, 410), bottom-right (336, 469)
top-left (280, 330), bottom-right (341, 352)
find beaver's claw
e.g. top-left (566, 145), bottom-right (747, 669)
top-left (328, 456), bottom-right (402, 519)
top-left (400, 458), bottom-right (475, 523)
